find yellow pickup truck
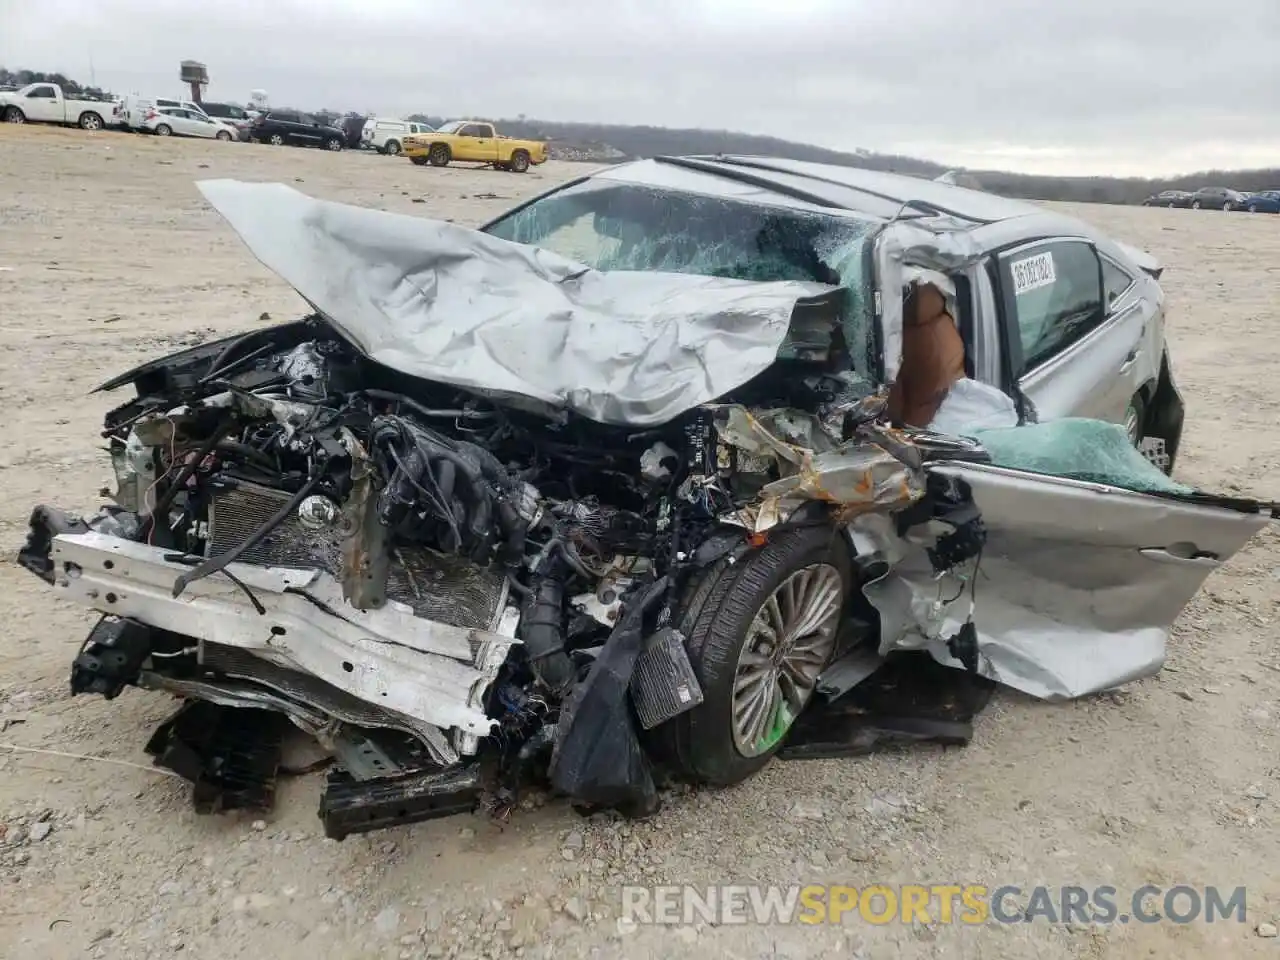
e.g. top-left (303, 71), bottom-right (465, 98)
top-left (403, 120), bottom-right (548, 173)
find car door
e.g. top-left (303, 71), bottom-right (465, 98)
top-left (451, 124), bottom-right (479, 161)
top-left (1098, 253), bottom-right (1152, 435)
top-left (457, 124), bottom-right (493, 161)
top-left (474, 124), bottom-right (499, 162)
top-left (166, 109), bottom-right (195, 136)
top-left (22, 84), bottom-right (63, 122)
top-left (189, 112), bottom-right (218, 138)
top-left (994, 237), bottom-right (1135, 425)
top-left (863, 458), bottom-right (1276, 699)
top-left (295, 114), bottom-right (321, 145)
top-left (178, 109), bottom-right (207, 137)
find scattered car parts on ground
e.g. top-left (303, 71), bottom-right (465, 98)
top-left (16, 173), bottom-right (1277, 838)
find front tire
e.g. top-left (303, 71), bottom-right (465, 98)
top-left (154, 124), bottom-right (172, 137)
top-left (78, 112), bottom-right (103, 131)
top-left (509, 149), bottom-right (531, 173)
top-left (215, 130), bottom-right (232, 141)
top-left (410, 156), bottom-right (429, 166)
top-left (1192, 200), bottom-right (1202, 209)
top-left (428, 143), bottom-right (450, 167)
top-left (654, 526), bottom-right (851, 785)
top-left (324, 137), bottom-right (342, 151)
top-left (269, 133), bottom-right (285, 146)
top-left (4, 106), bottom-right (26, 123)
top-left (384, 139), bottom-right (401, 156)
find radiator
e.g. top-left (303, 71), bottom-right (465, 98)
top-left (207, 481), bottom-right (508, 631)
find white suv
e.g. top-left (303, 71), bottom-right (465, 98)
top-left (361, 118), bottom-right (433, 155)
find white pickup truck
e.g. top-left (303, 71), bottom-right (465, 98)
top-left (0, 82), bottom-right (121, 130)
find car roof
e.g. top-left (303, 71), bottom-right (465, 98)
top-left (566, 154), bottom-right (1154, 269)
top-left (590, 155), bottom-right (1045, 226)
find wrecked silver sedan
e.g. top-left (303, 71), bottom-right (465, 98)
top-left (18, 170), bottom-right (1276, 838)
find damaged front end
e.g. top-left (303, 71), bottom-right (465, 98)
top-left (20, 300), bottom-right (943, 835)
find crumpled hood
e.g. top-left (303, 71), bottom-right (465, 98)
top-left (196, 180), bottom-right (840, 426)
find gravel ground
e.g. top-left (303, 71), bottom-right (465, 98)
top-left (1, 124), bottom-right (1278, 960)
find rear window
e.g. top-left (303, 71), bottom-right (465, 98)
top-left (203, 103), bottom-right (244, 119)
top-left (1000, 239), bottom-right (1104, 372)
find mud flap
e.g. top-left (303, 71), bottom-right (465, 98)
top-left (548, 577), bottom-right (669, 814)
top-left (1144, 350), bottom-right (1185, 473)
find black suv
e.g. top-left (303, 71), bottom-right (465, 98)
top-left (251, 110), bottom-right (345, 150)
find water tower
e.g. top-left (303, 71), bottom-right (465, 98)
top-left (180, 60), bottom-right (209, 104)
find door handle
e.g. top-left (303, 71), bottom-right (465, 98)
top-left (1139, 547), bottom-right (1219, 568)
top-left (1119, 348), bottom-right (1139, 373)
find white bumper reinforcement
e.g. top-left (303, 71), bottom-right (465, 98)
top-left (51, 532), bottom-right (518, 745)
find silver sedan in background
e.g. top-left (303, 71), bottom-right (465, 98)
top-left (142, 106), bottom-right (240, 141)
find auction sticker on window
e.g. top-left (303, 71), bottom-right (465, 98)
top-left (1010, 251), bottom-right (1056, 295)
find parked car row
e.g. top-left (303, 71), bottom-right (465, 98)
top-left (1141, 186), bottom-right (1280, 213)
top-left (0, 91), bottom-right (548, 168)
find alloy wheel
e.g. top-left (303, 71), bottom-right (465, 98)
top-left (731, 564), bottom-right (843, 757)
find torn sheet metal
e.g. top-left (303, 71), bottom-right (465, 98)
top-left (195, 179), bottom-right (840, 427)
top-left (860, 462), bottom-right (1274, 699)
top-left (712, 405), bottom-right (925, 532)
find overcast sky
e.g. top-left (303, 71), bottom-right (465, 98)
top-left (4, 0), bottom-right (1279, 177)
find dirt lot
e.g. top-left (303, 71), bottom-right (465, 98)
top-left (1, 124), bottom-right (1278, 960)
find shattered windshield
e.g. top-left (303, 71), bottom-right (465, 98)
top-left (485, 179), bottom-right (879, 380)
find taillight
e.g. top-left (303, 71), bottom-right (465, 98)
top-left (145, 110), bottom-right (156, 120)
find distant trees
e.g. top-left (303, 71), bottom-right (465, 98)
top-left (0, 66), bottom-right (111, 101)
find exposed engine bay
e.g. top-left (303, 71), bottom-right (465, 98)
top-left (20, 313), bottom-right (987, 836)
